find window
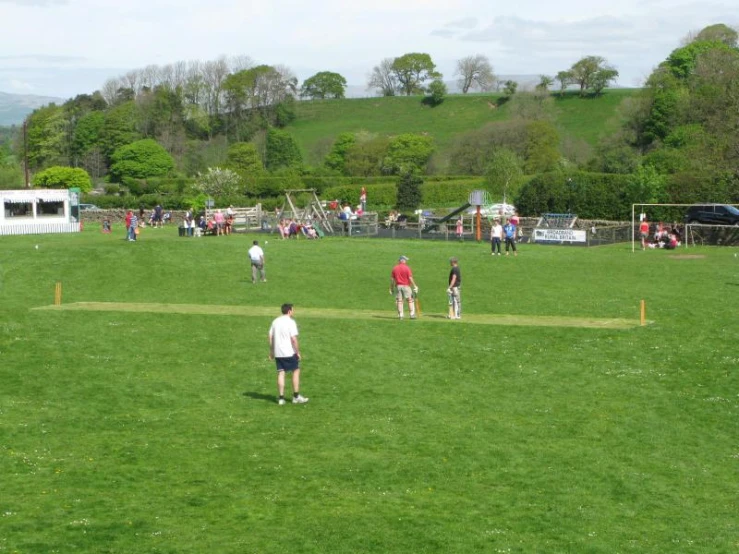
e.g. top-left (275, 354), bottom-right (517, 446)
top-left (37, 200), bottom-right (65, 217)
top-left (4, 201), bottom-right (32, 217)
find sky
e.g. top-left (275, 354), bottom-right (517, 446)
top-left (0, 0), bottom-right (736, 100)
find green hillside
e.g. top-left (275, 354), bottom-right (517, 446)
top-left (288, 89), bottom-right (638, 166)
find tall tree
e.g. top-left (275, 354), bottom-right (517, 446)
top-left (555, 71), bottom-right (572, 94)
top-left (396, 170), bottom-right (422, 211)
top-left (455, 54), bottom-right (496, 93)
top-left (367, 58), bottom-right (398, 96)
top-left (391, 53), bottom-right (441, 96)
top-left (25, 104), bottom-right (69, 170)
top-left (300, 71), bottom-right (347, 99)
top-left (265, 128), bottom-right (302, 170)
top-left (99, 101), bottom-right (140, 161)
top-left (324, 132), bottom-right (356, 174)
top-left (524, 121), bottom-right (560, 173)
top-left (484, 149), bottom-right (523, 203)
top-left (565, 56), bottom-right (619, 95)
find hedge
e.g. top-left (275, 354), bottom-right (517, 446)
top-left (515, 171), bottom-right (631, 219)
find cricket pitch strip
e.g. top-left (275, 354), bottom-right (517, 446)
top-left (33, 302), bottom-right (644, 329)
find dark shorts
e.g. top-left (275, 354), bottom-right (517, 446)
top-left (275, 355), bottom-right (300, 372)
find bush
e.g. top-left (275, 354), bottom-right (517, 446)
top-left (33, 166), bottom-right (93, 192)
top-left (109, 139), bottom-right (174, 183)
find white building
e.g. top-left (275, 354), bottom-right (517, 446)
top-left (0, 189), bottom-right (81, 236)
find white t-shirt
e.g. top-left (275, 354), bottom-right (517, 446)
top-left (269, 315), bottom-right (298, 358)
top-left (248, 245), bottom-right (264, 263)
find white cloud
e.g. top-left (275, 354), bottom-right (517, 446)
top-left (0, 0), bottom-right (736, 96)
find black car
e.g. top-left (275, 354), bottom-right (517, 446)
top-left (683, 204), bottom-right (739, 226)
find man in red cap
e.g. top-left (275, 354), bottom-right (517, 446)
top-left (390, 255), bottom-right (419, 320)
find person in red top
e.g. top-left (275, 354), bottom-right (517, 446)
top-left (639, 217), bottom-right (650, 250)
top-left (125, 210), bottom-right (133, 239)
top-left (390, 255), bottom-right (419, 320)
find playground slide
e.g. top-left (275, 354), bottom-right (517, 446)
top-left (436, 203), bottom-right (471, 225)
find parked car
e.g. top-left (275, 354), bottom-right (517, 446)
top-left (79, 204), bottom-right (100, 211)
top-left (683, 204), bottom-right (739, 226)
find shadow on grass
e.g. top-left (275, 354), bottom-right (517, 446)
top-left (243, 391), bottom-right (276, 403)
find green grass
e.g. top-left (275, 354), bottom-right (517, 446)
top-left (289, 90), bottom-right (639, 166)
top-left (553, 89), bottom-right (635, 147)
top-left (1, 227), bottom-right (737, 553)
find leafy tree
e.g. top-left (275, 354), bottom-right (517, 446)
top-left (693, 23), bottom-right (738, 47)
top-left (425, 79), bottom-right (447, 107)
top-left (455, 55), bottom-right (496, 93)
top-left (265, 128), bottom-right (302, 170)
top-left (555, 71), bottom-right (572, 94)
top-left (624, 164), bottom-right (667, 205)
top-left (396, 170), bottom-right (422, 211)
top-left (324, 132), bottom-right (356, 173)
top-left (135, 85), bottom-right (185, 144)
top-left (502, 80), bottom-right (518, 97)
top-left (99, 101), bottom-right (140, 160)
top-left (524, 121), bottom-right (560, 173)
top-left (484, 149), bottom-right (523, 203)
top-left (367, 58), bottom-right (398, 96)
top-left (273, 96), bottom-right (297, 128)
top-left (0, 164), bottom-right (23, 189)
top-left (193, 167), bottom-right (242, 197)
top-left (344, 136), bottom-right (390, 177)
top-left (109, 139), bottom-right (174, 182)
top-left (225, 142), bottom-right (264, 175)
top-left (391, 53), bottom-right (441, 96)
top-left (537, 75), bottom-right (554, 91)
top-left (641, 69), bottom-right (687, 143)
top-left (448, 120), bottom-right (529, 175)
top-left (663, 39), bottom-right (733, 79)
top-left (25, 104), bottom-right (69, 170)
top-left (383, 133), bottom-right (435, 174)
top-left (223, 65), bottom-right (298, 136)
top-left (71, 111), bottom-right (105, 163)
top-left (565, 56), bottom-right (619, 95)
top-left (33, 166), bottom-right (93, 192)
top-left (300, 71), bottom-right (347, 99)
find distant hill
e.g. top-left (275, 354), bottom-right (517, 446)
top-left (0, 91), bottom-right (65, 126)
top-left (289, 89), bottom-right (638, 167)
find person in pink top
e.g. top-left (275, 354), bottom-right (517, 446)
top-left (389, 255), bottom-right (419, 320)
top-left (214, 209), bottom-right (225, 236)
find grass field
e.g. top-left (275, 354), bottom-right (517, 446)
top-left (1, 227), bottom-right (737, 553)
top-left (289, 90), bottom-right (636, 166)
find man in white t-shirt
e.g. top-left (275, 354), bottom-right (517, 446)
top-left (268, 304), bottom-right (308, 405)
top-left (247, 240), bottom-right (266, 284)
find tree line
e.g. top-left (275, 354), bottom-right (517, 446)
top-left (1, 23), bottom-right (737, 219)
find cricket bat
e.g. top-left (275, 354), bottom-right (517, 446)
top-left (413, 290), bottom-right (422, 317)
top-left (447, 290), bottom-right (454, 318)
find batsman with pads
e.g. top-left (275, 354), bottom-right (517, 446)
top-left (447, 257), bottom-right (461, 319)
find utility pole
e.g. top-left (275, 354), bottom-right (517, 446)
top-left (23, 119), bottom-right (30, 188)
